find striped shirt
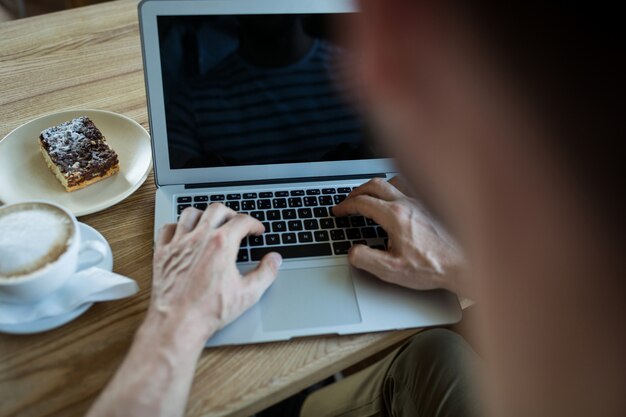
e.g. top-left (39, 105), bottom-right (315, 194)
top-left (166, 40), bottom-right (368, 168)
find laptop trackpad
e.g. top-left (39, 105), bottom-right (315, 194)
top-left (260, 265), bottom-right (362, 332)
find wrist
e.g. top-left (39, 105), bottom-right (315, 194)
top-left (136, 308), bottom-right (218, 354)
top-left (438, 263), bottom-right (468, 298)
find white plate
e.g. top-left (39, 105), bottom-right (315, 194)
top-left (0, 109), bottom-right (152, 216)
top-left (0, 222), bottom-right (113, 335)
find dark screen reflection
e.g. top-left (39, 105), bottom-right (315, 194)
top-left (158, 14), bottom-right (379, 169)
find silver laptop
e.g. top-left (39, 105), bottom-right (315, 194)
top-left (138, 0), bottom-right (461, 347)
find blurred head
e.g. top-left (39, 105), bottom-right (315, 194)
top-left (345, 1), bottom-right (625, 416)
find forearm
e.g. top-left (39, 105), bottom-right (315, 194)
top-left (87, 311), bottom-right (215, 417)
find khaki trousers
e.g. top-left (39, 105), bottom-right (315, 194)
top-left (300, 329), bottom-right (481, 417)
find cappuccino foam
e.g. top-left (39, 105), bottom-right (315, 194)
top-left (0, 204), bottom-right (73, 279)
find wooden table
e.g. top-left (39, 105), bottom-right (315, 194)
top-left (0, 1), bottom-right (420, 416)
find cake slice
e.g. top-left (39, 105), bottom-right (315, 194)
top-left (39, 116), bottom-right (120, 192)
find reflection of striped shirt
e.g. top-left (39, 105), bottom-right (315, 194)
top-left (166, 40), bottom-right (365, 168)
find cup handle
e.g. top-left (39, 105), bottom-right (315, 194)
top-left (77, 240), bottom-right (109, 271)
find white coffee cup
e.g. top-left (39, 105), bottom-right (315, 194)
top-left (0, 201), bottom-right (108, 303)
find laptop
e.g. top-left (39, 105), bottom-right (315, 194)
top-left (138, 0), bottom-right (461, 347)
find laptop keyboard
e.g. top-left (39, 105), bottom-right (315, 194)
top-left (175, 187), bottom-right (389, 262)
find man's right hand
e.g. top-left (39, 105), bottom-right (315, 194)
top-left (151, 204), bottom-right (282, 339)
top-left (333, 178), bottom-right (464, 294)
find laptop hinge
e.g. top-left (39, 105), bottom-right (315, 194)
top-left (184, 173), bottom-right (386, 189)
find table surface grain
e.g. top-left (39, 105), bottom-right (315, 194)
top-left (0, 1), bottom-right (420, 416)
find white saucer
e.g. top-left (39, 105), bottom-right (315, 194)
top-left (0, 109), bottom-right (152, 216)
top-left (0, 223), bottom-right (113, 335)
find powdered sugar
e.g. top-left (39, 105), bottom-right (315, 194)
top-left (39, 116), bottom-right (118, 179)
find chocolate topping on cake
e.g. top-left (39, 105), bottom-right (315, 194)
top-left (39, 117), bottom-right (119, 185)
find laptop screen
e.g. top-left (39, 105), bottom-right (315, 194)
top-left (157, 14), bottom-right (381, 170)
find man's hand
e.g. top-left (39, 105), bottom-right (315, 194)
top-left (87, 205), bottom-right (281, 417)
top-left (152, 204), bottom-right (282, 338)
top-left (333, 178), bottom-right (464, 294)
